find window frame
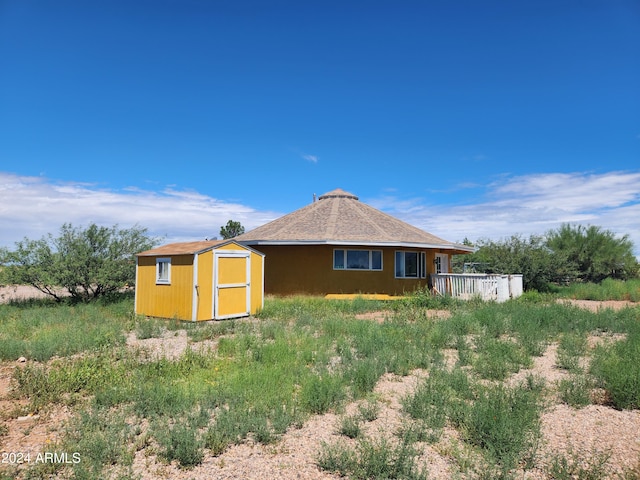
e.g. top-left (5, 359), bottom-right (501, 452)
top-left (395, 250), bottom-right (427, 279)
top-left (156, 257), bottom-right (171, 284)
top-left (333, 249), bottom-right (383, 271)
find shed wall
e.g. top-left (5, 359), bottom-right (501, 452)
top-left (195, 249), bottom-right (214, 321)
top-left (249, 250), bottom-right (264, 313)
top-left (136, 255), bottom-right (195, 320)
top-left (136, 243), bottom-right (264, 322)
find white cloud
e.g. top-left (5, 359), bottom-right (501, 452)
top-left (372, 171), bottom-right (640, 256)
top-left (0, 173), bottom-right (281, 247)
top-left (302, 154), bottom-right (318, 163)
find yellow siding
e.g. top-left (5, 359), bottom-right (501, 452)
top-left (196, 249), bottom-right (214, 321)
top-left (249, 250), bottom-right (264, 314)
top-left (256, 245), bottom-right (437, 296)
top-left (136, 242), bottom-right (264, 321)
top-left (135, 255), bottom-right (194, 320)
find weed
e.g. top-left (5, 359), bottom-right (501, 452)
top-left (61, 405), bottom-right (136, 479)
top-left (591, 329), bottom-right (640, 409)
top-left (12, 351), bottom-right (130, 411)
top-left (338, 414), bottom-right (362, 439)
top-left (187, 319), bottom-right (236, 341)
top-left (317, 440), bottom-right (357, 475)
top-left (558, 374), bottom-right (593, 408)
top-left (317, 436), bottom-right (428, 480)
top-left (0, 302), bottom-right (127, 361)
top-left (300, 372), bottom-right (346, 414)
top-left (157, 421), bottom-right (204, 468)
top-left (357, 398), bottom-right (380, 422)
top-left (344, 357), bottom-right (385, 398)
top-left (556, 278), bottom-right (640, 302)
top-left (134, 317), bottom-right (163, 339)
top-left (557, 332), bottom-right (588, 372)
top-left (473, 336), bottom-right (532, 381)
top-left (462, 382), bottom-right (542, 472)
top-left (547, 448), bottom-right (612, 480)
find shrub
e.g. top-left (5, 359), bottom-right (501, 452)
top-left (158, 422), bottom-right (204, 468)
top-left (556, 333), bottom-right (587, 373)
top-left (338, 414), bottom-right (362, 439)
top-left (463, 383), bottom-right (542, 472)
top-left (300, 373), bottom-right (346, 414)
top-left (317, 437), bottom-right (428, 480)
top-left (473, 337), bottom-right (532, 381)
top-left (558, 375), bottom-right (592, 408)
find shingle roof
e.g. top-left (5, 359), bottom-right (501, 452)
top-left (235, 188), bottom-right (473, 253)
top-left (137, 239), bottom-right (227, 256)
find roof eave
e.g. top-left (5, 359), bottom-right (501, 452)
top-left (238, 239), bottom-right (475, 253)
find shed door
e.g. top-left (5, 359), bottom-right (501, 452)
top-left (214, 251), bottom-right (251, 319)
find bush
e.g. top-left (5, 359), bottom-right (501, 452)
top-left (558, 375), bottom-right (592, 408)
top-left (300, 373), bottom-right (346, 414)
top-left (317, 437), bottom-right (428, 480)
top-left (158, 422), bottom-right (204, 468)
top-left (463, 383), bottom-right (542, 472)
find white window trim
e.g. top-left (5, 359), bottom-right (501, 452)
top-left (156, 257), bottom-right (171, 284)
top-left (395, 251), bottom-right (427, 279)
top-left (333, 249), bottom-right (383, 271)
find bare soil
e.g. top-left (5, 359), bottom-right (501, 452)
top-left (1, 287), bottom-right (639, 478)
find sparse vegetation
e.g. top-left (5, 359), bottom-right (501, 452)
top-left (1, 285), bottom-right (639, 479)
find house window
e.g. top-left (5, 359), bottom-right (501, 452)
top-left (333, 249), bottom-right (382, 271)
top-left (395, 251), bottom-right (426, 278)
top-left (156, 258), bottom-right (171, 284)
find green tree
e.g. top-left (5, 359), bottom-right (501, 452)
top-left (219, 220), bottom-right (245, 239)
top-left (467, 235), bottom-right (568, 292)
top-left (0, 223), bottom-right (159, 301)
top-left (545, 224), bottom-right (638, 282)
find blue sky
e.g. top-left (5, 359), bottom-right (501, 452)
top-left (1, 1), bottom-right (639, 255)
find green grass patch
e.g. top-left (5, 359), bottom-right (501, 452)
top-left (0, 300), bottom-right (131, 361)
top-left (591, 327), bottom-right (640, 410)
top-left (555, 278), bottom-right (640, 302)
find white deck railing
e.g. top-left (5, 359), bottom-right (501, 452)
top-left (430, 274), bottom-right (523, 302)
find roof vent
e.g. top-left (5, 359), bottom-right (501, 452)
top-left (318, 188), bottom-right (359, 201)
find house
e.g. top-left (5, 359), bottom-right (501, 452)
top-left (135, 240), bottom-right (264, 321)
top-left (234, 188), bottom-right (474, 296)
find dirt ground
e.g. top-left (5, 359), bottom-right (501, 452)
top-left (1, 286), bottom-right (639, 479)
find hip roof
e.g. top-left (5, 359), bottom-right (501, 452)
top-left (235, 188), bottom-right (473, 253)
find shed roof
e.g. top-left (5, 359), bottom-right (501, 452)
top-left (137, 239), bottom-right (263, 257)
top-left (235, 188), bottom-right (473, 253)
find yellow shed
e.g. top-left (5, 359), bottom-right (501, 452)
top-left (135, 240), bottom-right (264, 321)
